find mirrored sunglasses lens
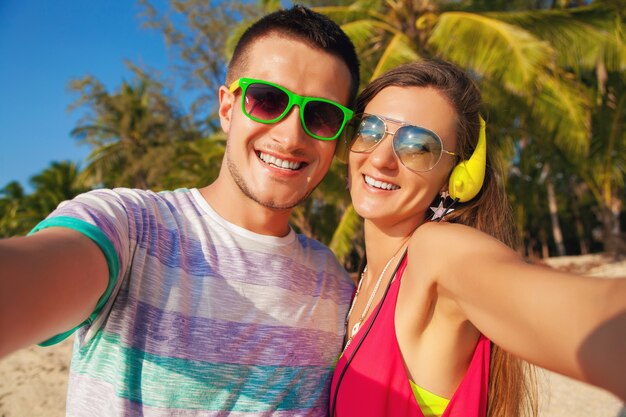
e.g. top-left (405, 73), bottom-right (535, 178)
top-left (244, 83), bottom-right (289, 120)
top-left (303, 101), bottom-right (345, 138)
top-left (351, 115), bottom-right (385, 151)
top-left (393, 126), bottom-right (442, 171)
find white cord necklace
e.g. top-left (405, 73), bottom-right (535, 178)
top-left (344, 255), bottom-right (396, 350)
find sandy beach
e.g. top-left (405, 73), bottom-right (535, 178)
top-left (1, 254), bottom-right (624, 416)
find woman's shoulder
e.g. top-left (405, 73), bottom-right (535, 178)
top-left (410, 221), bottom-right (483, 246)
top-left (407, 221), bottom-right (516, 268)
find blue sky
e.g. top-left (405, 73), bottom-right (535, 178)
top-left (0, 1), bottom-right (171, 191)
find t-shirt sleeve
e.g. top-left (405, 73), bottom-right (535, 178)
top-left (28, 189), bottom-right (135, 346)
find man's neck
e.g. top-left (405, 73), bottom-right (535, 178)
top-left (198, 182), bottom-right (293, 237)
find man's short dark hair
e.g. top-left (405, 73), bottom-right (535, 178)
top-left (227, 5), bottom-right (360, 106)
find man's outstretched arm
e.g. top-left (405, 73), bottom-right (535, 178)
top-left (0, 227), bottom-right (108, 358)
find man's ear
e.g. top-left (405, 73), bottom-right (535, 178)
top-left (218, 85), bottom-right (235, 134)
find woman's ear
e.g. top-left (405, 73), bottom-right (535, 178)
top-left (218, 86), bottom-right (235, 134)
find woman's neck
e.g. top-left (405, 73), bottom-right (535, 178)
top-left (362, 219), bottom-right (422, 276)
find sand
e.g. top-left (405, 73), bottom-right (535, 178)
top-left (0, 254), bottom-right (624, 416)
top-left (0, 337), bottom-right (72, 417)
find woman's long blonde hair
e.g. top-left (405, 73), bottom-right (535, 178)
top-left (355, 60), bottom-right (537, 417)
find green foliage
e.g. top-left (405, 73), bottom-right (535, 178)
top-left (3, 0), bottom-right (625, 261)
top-left (319, 0), bottom-right (625, 259)
top-left (371, 32), bottom-right (421, 80)
top-left (488, 7), bottom-right (625, 72)
top-left (329, 204), bottom-right (362, 265)
top-left (161, 132), bottom-right (226, 190)
top-left (69, 65), bottom-right (203, 189)
top-left (0, 162), bottom-right (88, 237)
top-left (431, 12), bottom-right (554, 92)
top-left (0, 182), bottom-right (29, 237)
top-left (139, 0), bottom-right (261, 121)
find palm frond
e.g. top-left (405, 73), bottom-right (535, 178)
top-left (329, 204), bottom-right (362, 264)
top-left (313, 3), bottom-right (377, 23)
top-left (529, 72), bottom-right (592, 156)
top-left (80, 142), bottom-right (126, 187)
top-left (587, 79), bottom-right (626, 192)
top-left (340, 19), bottom-right (383, 52)
top-left (224, 22), bottom-right (254, 62)
top-left (371, 32), bottom-right (421, 80)
top-left (315, 160), bottom-right (351, 205)
top-left (485, 8), bottom-right (626, 71)
top-left (430, 12), bottom-right (554, 94)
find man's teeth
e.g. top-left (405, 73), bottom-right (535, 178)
top-left (364, 175), bottom-right (400, 190)
top-left (258, 152), bottom-right (302, 170)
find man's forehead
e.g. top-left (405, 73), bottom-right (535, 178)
top-left (240, 36), bottom-right (352, 103)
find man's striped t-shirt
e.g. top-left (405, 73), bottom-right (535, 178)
top-left (32, 187), bottom-right (354, 416)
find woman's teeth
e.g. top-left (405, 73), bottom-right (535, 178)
top-left (364, 175), bottom-right (399, 190)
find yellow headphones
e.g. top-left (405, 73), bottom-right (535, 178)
top-left (447, 116), bottom-right (487, 203)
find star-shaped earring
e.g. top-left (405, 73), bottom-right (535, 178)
top-left (430, 200), bottom-right (447, 220)
top-left (430, 191), bottom-right (454, 220)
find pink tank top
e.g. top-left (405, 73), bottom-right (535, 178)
top-left (330, 256), bottom-right (491, 417)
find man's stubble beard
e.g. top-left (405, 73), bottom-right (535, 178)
top-left (225, 144), bottom-right (318, 210)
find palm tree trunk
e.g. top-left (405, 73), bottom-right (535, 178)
top-left (544, 164), bottom-right (566, 256)
top-left (599, 197), bottom-right (625, 258)
top-left (539, 228), bottom-right (550, 259)
top-left (570, 179), bottom-right (589, 255)
top-left (526, 236), bottom-right (537, 259)
top-left (573, 209), bottom-right (589, 255)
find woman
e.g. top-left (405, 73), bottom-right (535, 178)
top-left (330, 60), bottom-right (625, 417)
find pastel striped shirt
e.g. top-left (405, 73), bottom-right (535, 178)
top-left (33, 187), bottom-right (354, 416)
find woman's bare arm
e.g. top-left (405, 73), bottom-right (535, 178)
top-left (413, 222), bottom-right (626, 400)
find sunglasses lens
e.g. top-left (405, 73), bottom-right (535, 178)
top-left (303, 101), bottom-right (345, 139)
top-left (244, 83), bottom-right (289, 121)
top-left (393, 126), bottom-right (442, 172)
top-left (351, 115), bottom-right (385, 152)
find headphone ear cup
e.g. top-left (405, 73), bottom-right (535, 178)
top-left (448, 162), bottom-right (483, 203)
top-left (447, 116), bottom-right (487, 203)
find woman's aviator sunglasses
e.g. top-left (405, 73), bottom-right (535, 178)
top-left (229, 78), bottom-right (354, 141)
top-left (349, 113), bottom-right (457, 172)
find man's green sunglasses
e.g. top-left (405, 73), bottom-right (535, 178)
top-left (228, 78), bottom-right (353, 141)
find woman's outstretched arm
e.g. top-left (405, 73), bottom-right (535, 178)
top-left (412, 222), bottom-right (626, 401)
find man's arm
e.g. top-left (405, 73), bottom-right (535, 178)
top-left (0, 227), bottom-right (108, 358)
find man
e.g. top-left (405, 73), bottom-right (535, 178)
top-left (0, 6), bottom-right (359, 415)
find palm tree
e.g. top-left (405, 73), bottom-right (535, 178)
top-left (69, 66), bottom-right (203, 190)
top-left (555, 72), bottom-right (626, 257)
top-left (28, 161), bottom-right (88, 217)
top-left (0, 161), bottom-right (87, 237)
top-left (161, 131), bottom-right (226, 190)
top-left (313, 0), bottom-right (624, 262)
top-left (0, 181), bottom-right (29, 237)
top-left (215, 0), bottom-right (624, 263)
top-left (508, 1), bottom-right (626, 256)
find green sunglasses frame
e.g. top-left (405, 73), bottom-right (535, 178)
top-left (228, 77), bottom-right (354, 141)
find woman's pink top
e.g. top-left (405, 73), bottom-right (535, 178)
top-left (330, 257), bottom-right (491, 417)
